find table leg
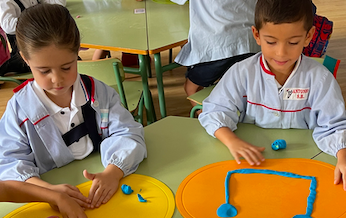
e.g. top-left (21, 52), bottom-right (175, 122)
top-left (145, 55), bottom-right (152, 78)
top-left (154, 53), bottom-right (166, 118)
top-left (138, 55), bottom-right (156, 124)
top-left (169, 49), bottom-right (173, 63)
top-left (154, 52), bottom-right (181, 119)
top-left (124, 55), bottom-right (156, 124)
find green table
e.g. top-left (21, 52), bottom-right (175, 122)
top-left (66, 0), bottom-right (189, 123)
top-left (67, 0), bottom-right (156, 123)
top-left (68, 0), bottom-right (190, 121)
top-left (0, 116), bottom-right (325, 217)
top-left (146, 1), bottom-right (189, 118)
top-left (137, 117), bottom-right (323, 218)
top-left (312, 151), bottom-right (337, 165)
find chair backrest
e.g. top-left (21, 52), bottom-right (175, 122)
top-left (310, 55), bottom-right (341, 78)
top-left (77, 58), bottom-right (125, 86)
top-left (323, 55), bottom-right (340, 78)
top-left (77, 58), bottom-right (128, 108)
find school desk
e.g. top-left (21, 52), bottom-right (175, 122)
top-left (67, 0), bottom-right (156, 123)
top-left (146, 1), bottom-right (189, 118)
top-left (0, 116), bottom-right (331, 217)
top-left (141, 117), bottom-right (342, 217)
top-left (67, 0), bottom-right (190, 121)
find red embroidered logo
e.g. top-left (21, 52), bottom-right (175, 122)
top-left (284, 88), bottom-right (309, 100)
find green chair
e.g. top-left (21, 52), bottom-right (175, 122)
top-left (187, 85), bottom-right (215, 118)
top-left (311, 55), bottom-right (340, 79)
top-left (0, 73), bottom-right (33, 85)
top-left (77, 58), bottom-right (145, 124)
top-left (188, 55), bottom-right (341, 118)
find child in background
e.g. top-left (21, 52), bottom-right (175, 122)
top-left (92, 49), bottom-right (111, 60)
top-left (0, 180), bottom-right (86, 218)
top-left (0, 3), bottom-right (147, 211)
top-left (0, 0), bottom-right (66, 76)
top-left (171, 0), bottom-right (260, 111)
top-left (199, 0), bottom-right (346, 190)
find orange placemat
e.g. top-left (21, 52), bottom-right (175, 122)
top-left (5, 174), bottom-right (175, 218)
top-left (176, 159), bottom-right (346, 218)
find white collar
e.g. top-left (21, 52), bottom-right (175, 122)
top-left (261, 55), bottom-right (302, 92)
top-left (32, 74), bottom-right (87, 115)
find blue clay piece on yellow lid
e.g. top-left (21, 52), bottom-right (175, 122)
top-left (121, 184), bottom-right (133, 195)
top-left (137, 193), bottom-right (147, 202)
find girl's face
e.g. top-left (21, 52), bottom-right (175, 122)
top-left (22, 44), bottom-right (78, 103)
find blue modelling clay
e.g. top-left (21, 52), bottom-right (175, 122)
top-left (121, 184), bottom-right (133, 195)
top-left (217, 169), bottom-right (316, 217)
top-left (217, 203), bottom-right (237, 217)
top-left (137, 193), bottom-right (147, 202)
top-left (271, 139), bottom-right (287, 151)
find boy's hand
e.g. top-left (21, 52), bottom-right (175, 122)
top-left (227, 137), bottom-right (265, 165)
top-left (215, 127), bottom-right (265, 166)
top-left (51, 184), bottom-right (91, 208)
top-left (83, 165), bottom-right (123, 208)
top-left (334, 148), bottom-right (346, 190)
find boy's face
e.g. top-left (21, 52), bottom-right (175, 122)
top-left (22, 44), bottom-right (78, 103)
top-left (252, 20), bottom-right (315, 76)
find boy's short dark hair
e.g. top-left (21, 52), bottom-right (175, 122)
top-left (255, 0), bottom-right (314, 31)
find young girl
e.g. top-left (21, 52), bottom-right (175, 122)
top-left (0, 3), bottom-right (147, 210)
top-left (0, 181), bottom-right (86, 218)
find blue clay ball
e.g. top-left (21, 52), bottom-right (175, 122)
top-left (271, 139), bottom-right (286, 151)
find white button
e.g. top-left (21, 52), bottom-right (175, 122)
top-left (93, 101), bottom-right (99, 107)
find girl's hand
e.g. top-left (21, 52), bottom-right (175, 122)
top-left (83, 165), bottom-right (123, 209)
top-left (334, 148), bottom-right (346, 190)
top-left (53, 192), bottom-right (87, 218)
top-left (51, 184), bottom-right (91, 208)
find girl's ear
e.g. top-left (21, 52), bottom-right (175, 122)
top-left (252, 26), bottom-right (261, 46)
top-left (304, 26), bottom-right (316, 47)
top-left (19, 51), bottom-right (29, 66)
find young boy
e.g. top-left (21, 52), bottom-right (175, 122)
top-left (199, 0), bottom-right (346, 190)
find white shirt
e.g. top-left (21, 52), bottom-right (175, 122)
top-left (199, 53), bottom-right (346, 157)
top-left (171, 0), bottom-right (260, 66)
top-left (0, 0), bottom-right (66, 34)
top-left (32, 74), bottom-right (93, 159)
